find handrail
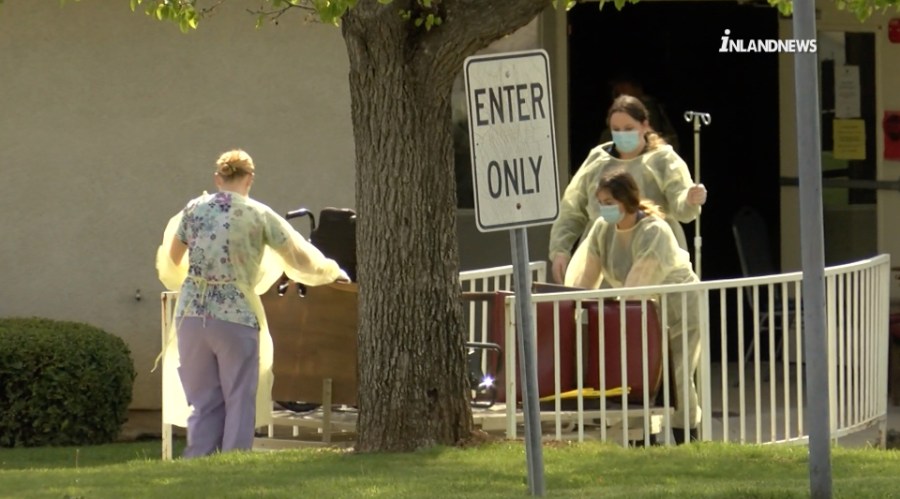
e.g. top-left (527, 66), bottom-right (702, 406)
top-left (501, 254), bottom-right (890, 446)
top-left (161, 254), bottom-right (891, 451)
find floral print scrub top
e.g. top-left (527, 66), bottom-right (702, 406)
top-left (174, 191), bottom-right (308, 328)
top-left (157, 190), bottom-right (343, 428)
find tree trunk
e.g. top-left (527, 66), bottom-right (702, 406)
top-left (342, 0), bottom-right (550, 452)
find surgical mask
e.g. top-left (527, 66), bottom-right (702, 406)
top-left (611, 130), bottom-right (641, 154)
top-left (598, 204), bottom-right (623, 225)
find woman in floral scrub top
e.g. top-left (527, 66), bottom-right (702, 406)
top-left (157, 149), bottom-right (348, 458)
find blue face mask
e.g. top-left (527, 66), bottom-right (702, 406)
top-left (598, 204), bottom-right (623, 225)
top-left (611, 130), bottom-right (641, 154)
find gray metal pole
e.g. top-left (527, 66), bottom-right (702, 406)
top-left (792, 1), bottom-right (833, 497)
top-left (693, 116), bottom-right (702, 279)
top-left (510, 228), bottom-right (546, 496)
top-left (682, 111), bottom-right (711, 279)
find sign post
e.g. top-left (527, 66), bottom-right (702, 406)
top-left (464, 49), bottom-right (559, 497)
top-left (792, 1), bottom-right (833, 497)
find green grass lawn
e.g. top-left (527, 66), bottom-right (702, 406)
top-left (1, 439), bottom-right (898, 498)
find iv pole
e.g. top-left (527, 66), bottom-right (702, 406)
top-left (683, 110), bottom-right (711, 278)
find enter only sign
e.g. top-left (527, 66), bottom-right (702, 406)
top-left (464, 49), bottom-right (560, 232)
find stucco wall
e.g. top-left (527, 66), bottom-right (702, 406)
top-left (0, 1), bottom-right (355, 408)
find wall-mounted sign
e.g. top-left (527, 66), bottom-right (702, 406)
top-left (884, 111), bottom-right (900, 160)
top-left (889, 18), bottom-right (900, 43)
top-left (833, 119), bottom-right (866, 160)
top-left (834, 65), bottom-right (861, 119)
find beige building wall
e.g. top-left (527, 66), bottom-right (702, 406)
top-left (0, 1), bottom-right (355, 408)
top-left (0, 2), bottom-right (566, 409)
top-left (779, 2), bottom-right (900, 297)
top-left (21, 1), bottom-right (889, 410)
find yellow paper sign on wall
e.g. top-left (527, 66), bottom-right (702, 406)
top-left (833, 119), bottom-right (866, 160)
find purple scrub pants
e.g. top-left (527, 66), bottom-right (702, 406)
top-left (176, 316), bottom-right (259, 458)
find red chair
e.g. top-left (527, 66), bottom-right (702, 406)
top-left (484, 292), bottom-right (580, 404)
top-left (475, 289), bottom-right (663, 406)
top-left (584, 299), bottom-right (664, 404)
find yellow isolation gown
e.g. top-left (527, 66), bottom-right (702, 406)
top-left (550, 143), bottom-right (700, 286)
top-left (156, 191), bottom-right (343, 428)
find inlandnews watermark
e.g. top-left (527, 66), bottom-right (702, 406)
top-left (719, 29), bottom-right (817, 53)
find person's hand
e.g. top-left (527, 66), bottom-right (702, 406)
top-left (687, 183), bottom-right (707, 206)
top-left (551, 254), bottom-right (570, 284)
top-left (336, 269), bottom-right (351, 283)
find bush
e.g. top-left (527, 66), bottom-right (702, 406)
top-left (0, 317), bottom-right (136, 447)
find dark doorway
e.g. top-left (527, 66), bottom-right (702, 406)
top-left (568, 0), bottom-right (781, 280)
top-left (568, 1), bottom-right (781, 360)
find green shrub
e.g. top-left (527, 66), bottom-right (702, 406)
top-left (0, 317), bottom-right (136, 447)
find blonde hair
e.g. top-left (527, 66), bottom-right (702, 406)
top-left (215, 149), bottom-right (255, 180)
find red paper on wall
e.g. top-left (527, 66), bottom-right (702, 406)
top-left (885, 111), bottom-right (900, 160)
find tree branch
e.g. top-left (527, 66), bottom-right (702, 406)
top-left (246, 0), bottom-right (318, 25)
top-left (440, 0), bottom-right (550, 47)
top-left (198, 0), bottom-right (228, 17)
top-left (414, 0), bottom-right (552, 94)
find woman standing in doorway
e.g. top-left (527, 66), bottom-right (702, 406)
top-left (549, 95), bottom-right (707, 285)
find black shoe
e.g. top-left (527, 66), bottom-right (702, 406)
top-left (671, 428), bottom-right (698, 445)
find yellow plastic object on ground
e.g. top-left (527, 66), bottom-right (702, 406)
top-left (538, 386), bottom-right (630, 402)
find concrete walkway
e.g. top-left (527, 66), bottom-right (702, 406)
top-left (120, 400), bottom-right (900, 449)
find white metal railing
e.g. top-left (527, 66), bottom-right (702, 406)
top-left (160, 291), bottom-right (177, 460)
top-left (500, 284), bottom-right (696, 446)
top-left (498, 254), bottom-right (890, 446)
top-left (160, 261), bottom-right (547, 459)
top-left (160, 255), bottom-right (890, 453)
top-left (460, 262), bottom-right (546, 346)
top-left (459, 261), bottom-right (547, 292)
